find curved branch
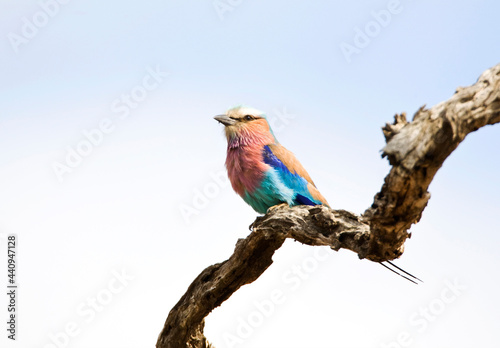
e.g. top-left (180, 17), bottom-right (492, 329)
top-left (157, 63), bottom-right (500, 348)
top-left (363, 63), bottom-right (500, 261)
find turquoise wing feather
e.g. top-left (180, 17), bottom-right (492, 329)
top-left (262, 145), bottom-right (327, 207)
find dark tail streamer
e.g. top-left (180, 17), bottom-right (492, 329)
top-left (379, 261), bottom-right (423, 284)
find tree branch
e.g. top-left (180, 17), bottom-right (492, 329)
top-left (157, 63), bottom-right (500, 348)
top-left (363, 63), bottom-right (500, 261)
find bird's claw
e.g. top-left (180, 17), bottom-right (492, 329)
top-left (267, 203), bottom-right (289, 214)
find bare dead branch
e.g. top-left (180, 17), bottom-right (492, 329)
top-left (157, 63), bottom-right (500, 348)
top-left (363, 63), bottom-right (500, 261)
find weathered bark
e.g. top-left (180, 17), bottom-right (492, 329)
top-left (364, 64), bottom-right (500, 261)
top-left (157, 63), bottom-right (500, 348)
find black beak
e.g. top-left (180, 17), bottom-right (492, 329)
top-left (214, 115), bottom-right (236, 126)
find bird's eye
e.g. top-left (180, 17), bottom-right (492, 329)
top-left (244, 115), bottom-right (253, 121)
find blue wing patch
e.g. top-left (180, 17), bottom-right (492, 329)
top-left (262, 145), bottom-right (321, 207)
top-left (295, 194), bottom-right (316, 206)
top-left (262, 145), bottom-right (290, 173)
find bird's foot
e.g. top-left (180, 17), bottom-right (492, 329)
top-left (267, 203), bottom-right (289, 214)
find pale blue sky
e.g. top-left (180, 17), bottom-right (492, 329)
top-left (1, 1), bottom-right (499, 347)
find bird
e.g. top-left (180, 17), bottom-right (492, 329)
top-left (214, 105), bottom-right (422, 285)
top-left (214, 106), bottom-right (329, 214)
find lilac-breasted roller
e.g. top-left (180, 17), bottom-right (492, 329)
top-left (214, 106), bottom-right (328, 214)
top-left (215, 106), bottom-right (422, 284)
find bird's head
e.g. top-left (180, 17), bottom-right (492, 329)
top-left (214, 106), bottom-right (277, 147)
